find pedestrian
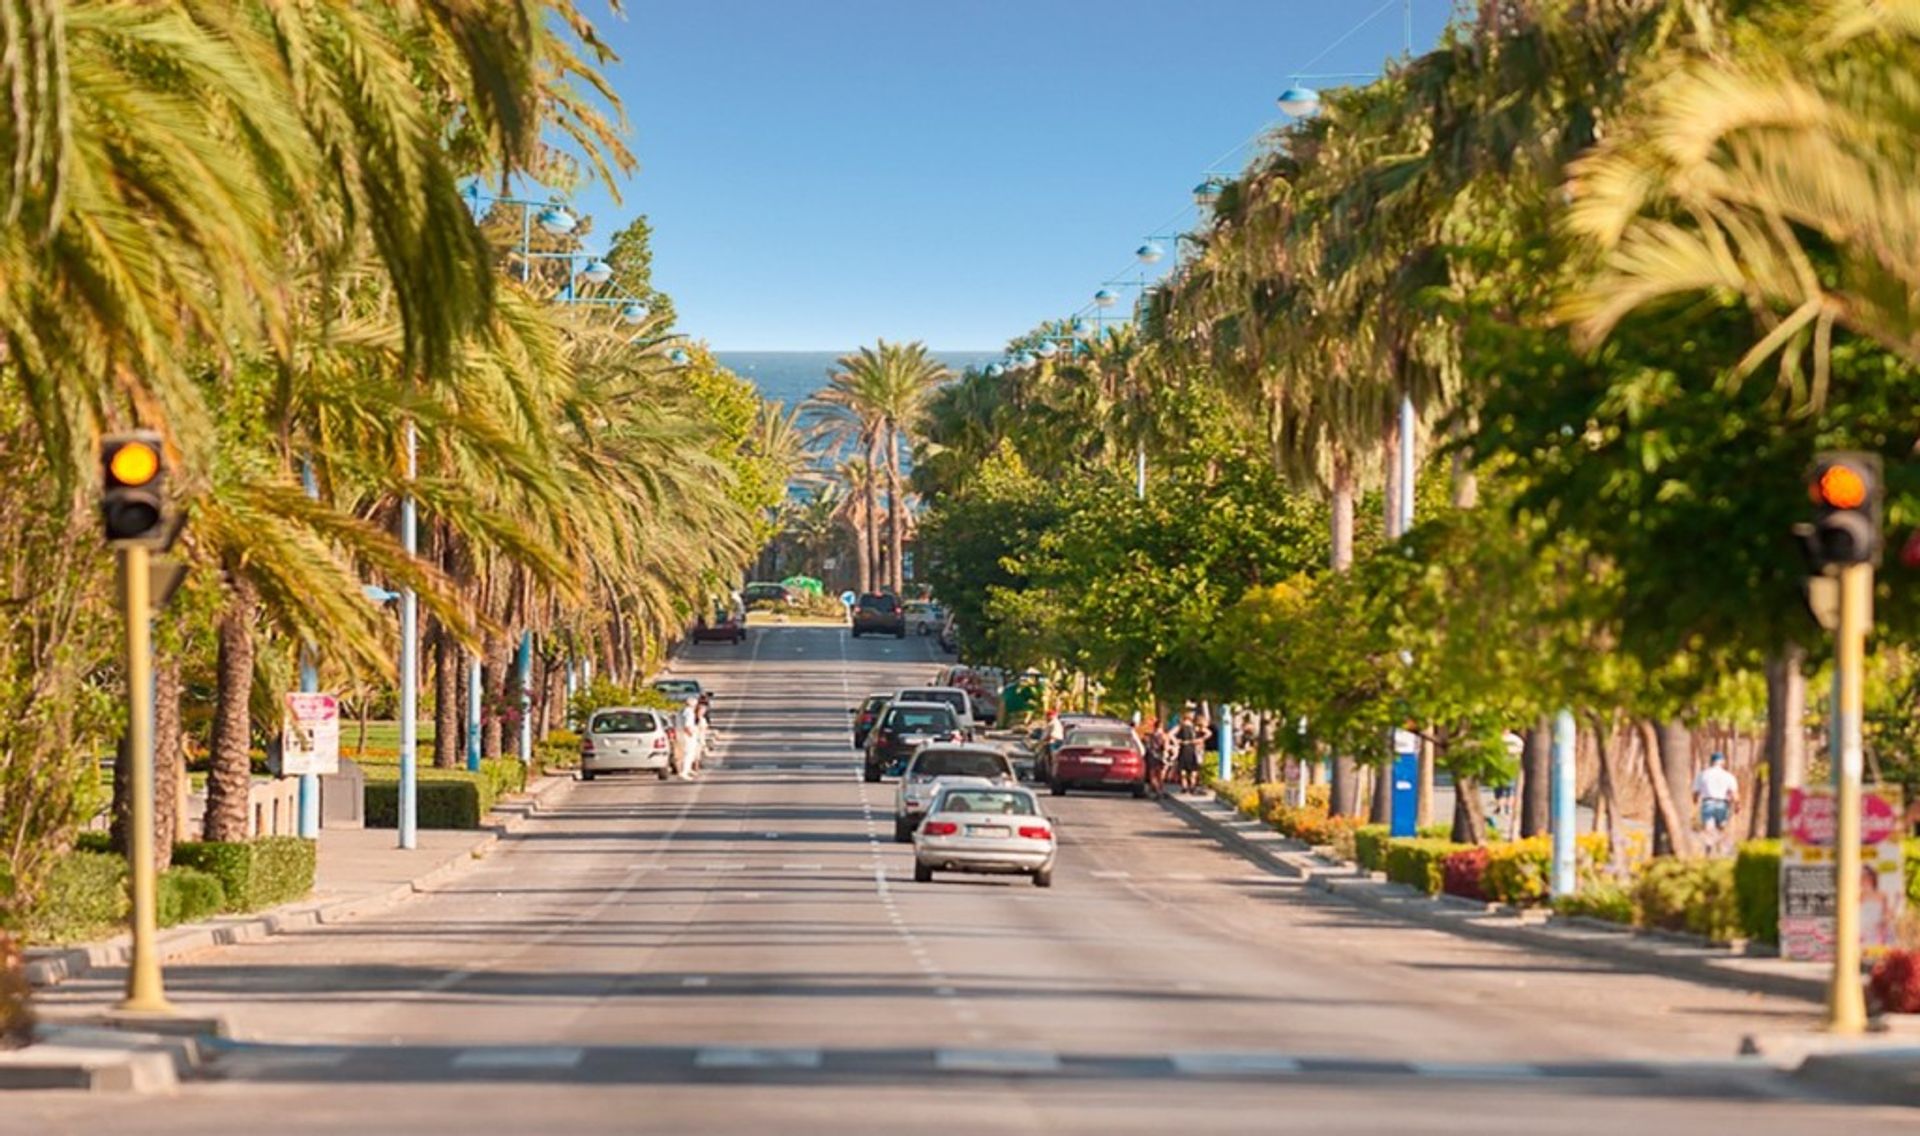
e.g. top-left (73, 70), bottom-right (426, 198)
top-left (693, 694), bottom-right (714, 775)
top-left (1692, 751), bottom-right (1738, 855)
top-left (1173, 709), bottom-right (1211, 795)
top-left (675, 697), bottom-right (701, 779)
top-left (1144, 717), bottom-right (1173, 798)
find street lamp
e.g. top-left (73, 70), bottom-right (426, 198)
top-left (669, 347), bottom-right (690, 365)
top-left (1035, 340), bottom-right (1058, 360)
top-left (985, 363), bottom-right (1004, 377)
top-left (1093, 289), bottom-right (1118, 309)
top-left (1136, 242), bottom-right (1163, 265)
top-left (620, 302), bottom-right (650, 325)
top-left (1276, 86), bottom-right (1321, 117)
top-left (536, 206), bottom-right (577, 235)
top-left (579, 258), bottom-right (614, 285)
top-left (1192, 178), bottom-right (1226, 207)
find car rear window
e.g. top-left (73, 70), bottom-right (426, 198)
top-left (861, 695), bottom-right (890, 713)
top-left (859, 594), bottom-right (900, 612)
top-left (1066, 729), bottom-right (1140, 752)
top-left (886, 706), bottom-right (955, 731)
top-left (935, 790), bottom-right (1037, 816)
top-left (591, 711), bottom-right (657, 734)
top-left (912, 750), bottom-right (1010, 778)
top-left (900, 689), bottom-right (966, 716)
top-left (653, 680), bottom-right (699, 696)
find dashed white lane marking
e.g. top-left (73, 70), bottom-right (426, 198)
top-left (763, 832), bottom-right (781, 839)
top-left (704, 864), bottom-right (748, 872)
top-left (696, 1047), bottom-right (824, 1070)
top-left (781, 863), bottom-right (824, 871)
top-left (1171, 1053), bottom-right (1304, 1075)
top-left (1165, 872), bottom-right (1206, 882)
top-left (1089, 870), bottom-right (1132, 879)
top-left (452, 1048), bottom-right (585, 1070)
top-left (935, 986), bottom-right (957, 997)
top-left (682, 976), bottom-right (710, 988)
top-left (935, 1049), bottom-right (1061, 1073)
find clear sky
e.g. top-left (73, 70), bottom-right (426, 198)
top-left (566, 1), bottom-right (1448, 351)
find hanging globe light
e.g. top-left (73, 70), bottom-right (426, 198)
top-left (1277, 87), bottom-right (1321, 117)
top-left (1136, 242), bottom-right (1163, 264)
top-left (536, 206), bottom-right (577, 234)
top-left (579, 259), bottom-right (614, 285)
top-left (620, 302), bottom-right (650, 325)
top-left (1093, 289), bottom-right (1118, 308)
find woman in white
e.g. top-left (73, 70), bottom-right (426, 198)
top-left (675, 699), bottom-right (701, 779)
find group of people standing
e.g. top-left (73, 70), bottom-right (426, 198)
top-left (672, 694), bottom-right (714, 779)
top-left (1043, 707), bottom-right (1213, 797)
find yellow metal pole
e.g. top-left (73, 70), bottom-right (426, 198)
top-left (120, 543), bottom-right (171, 1014)
top-left (1828, 561), bottom-right (1870, 1034)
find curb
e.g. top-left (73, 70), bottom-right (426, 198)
top-left (0, 1023), bottom-right (210, 1093)
top-left (1161, 791), bottom-right (1830, 1004)
top-left (25, 772), bottom-right (575, 990)
top-left (1792, 1046), bottom-right (1920, 1106)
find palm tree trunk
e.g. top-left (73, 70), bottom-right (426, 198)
top-left (887, 426), bottom-right (906, 593)
top-left (483, 633), bottom-right (509, 760)
top-left (204, 578), bottom-right (258, 843)
top-left (1763, 643), bottom-right (1807, 837)
top-left (1520, 717), bottom-right (1551, 838)
top-left (153, 652), bottom-right (183, 871)
top-left (864, 436), bottom-right (883, 591)
top-left (1327, 450), bottom-right (1358, 815)
top-left (1383, 415), bottom-right (1403, 541)
top-left (432, 619), bottom-right (459, 768)
top-left (1591, 714), bottom-right (1625, 870)
top-left (850, 516), bottom-right (872, 596)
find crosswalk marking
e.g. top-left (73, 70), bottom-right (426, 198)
top-left (451, 1048), bottom-right (585, 1070)
top-left (1171, 1052), bottom-right (1304, 1075)
top-left (935, 1048), bottom-right (1061, 1073)
top-left (695, 1047), bottom-right (823, 1069)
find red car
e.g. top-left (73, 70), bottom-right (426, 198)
top-left (1049, 725), bottom-right (1147, 798)
top-left (692, 609), bottom-right (747, 644)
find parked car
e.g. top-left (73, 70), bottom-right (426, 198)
top-left (743, 581), bottom-right (793, 607)
top-left (913, 782), bottom-right (1055, 887)
top-left (1050, 724), bottom-right (1148, 798)
top-left (851, 592), bottom-right (906, 638)
top-left (691, 607), bottom-right (747, 644)
top-left (892, 686), bottom-right (977, 735)
top-left (580, 707), bottom-right (674, 781)
top-left (849, 692), bottom-right (891, 749)
top-left (937, 611), bottom-right (959, 654)
top-left (1032, 713), bottom-right (1131, 782)
top-left (650, 677), bottom-right (705, 703)
top-left (863, 701), bottom-right (960, 782)
top-left (893, 744), bottom-right (1017, 841)
top-left (903, 601), bottom-right (943, 636)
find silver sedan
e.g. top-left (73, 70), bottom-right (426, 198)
top-left (912, 783), bottom-right (1056, 888)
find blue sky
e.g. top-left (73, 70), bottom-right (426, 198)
top-left (565, 1), bottom-right (1448, 351)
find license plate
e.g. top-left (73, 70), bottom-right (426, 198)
top-left (1079, 755), bottom-right (1112, 764)
top-left (969, 825), bottom-right (1010, 837)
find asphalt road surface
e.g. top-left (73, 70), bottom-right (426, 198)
top-left (12, 628), bottom-right (1903, 1133)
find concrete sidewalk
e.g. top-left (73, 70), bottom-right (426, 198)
top-left (6, 772), bottom-right (576, 1092)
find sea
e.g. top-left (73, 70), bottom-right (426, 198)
top-left (715, 350), bottom-right (1002, 410)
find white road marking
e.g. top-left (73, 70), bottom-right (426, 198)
top-left (1165, 872), bottom-right (1206, 882)
top-left (696, 1047), bottom-right (824, 1069)
top-left (935, 1049), bottom-right (1061, 1073)
top-left (781, 863), bottom-right (824, 871)
top-left (681, 976), bottom-right (710, 987)
top-left (1089, 870), bottom-right (1132, 879)
top-left (1170, 1052), bottom-right (1303, 1075)
top-left (452, 1048), bottom-right (585, 1070)
top-left (934, 985), bottom-right (957, 997)
top-left (1407, 1061), bottom-right (1543, 1080)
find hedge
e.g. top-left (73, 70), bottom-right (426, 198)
top-left (365, 757), bottom-right (526, 829)
top-left (1554, 882), bottom-right (1634, 925)
top-left (18, 850), bottom-right (263, 943)
top-left (1384, 838), bottom-right (1465, 895)
top-left (172, 837), bottom-right (315, 912)
top-left (157, 867), bottom-right (227, 927)
top-left (1442, 846), bottom-right (1491, 901)
top-left (1633, 857), bottom-right (1741, 942)
top-left (1353, 825), bottom-right (1391, 873)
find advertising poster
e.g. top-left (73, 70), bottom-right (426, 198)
top-left (1780, 785), bottom-right (1905, 961)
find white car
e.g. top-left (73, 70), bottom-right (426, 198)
top-left (650, 677), bottom-right (704, 704)
top-left (893, 686), bottom-right (977, 734)
top-left (893, 745), bottom-right (1018, 841)
top-left (580, 707), bottom-right (674, 781)
top-left (904, 601), bottom-right (943, 636)
top-left (914, 783), bottom-right (1055, 887)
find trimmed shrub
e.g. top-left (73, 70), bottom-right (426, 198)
top-left (157, 867), bottom-right (227, 927)
top-left (1353, 825), bottom-right (1391, 872)
top-left (1482, 837), bottom-right (1550, 906)
top-left (1870, 950), bottom-right (1920, 1015)
top-left (72, 831), bottom-right (113, 854)
top-left (1733, 839), bottom-right (1782, 945)
top-left (1417, 823), bottom-right (1451, 840)
top-left (365, 769), bottom-right (489, 829)
top-left (1633, 857), bottom-right (1740, 942)
top-left (172, 837), bottom-right (315, 912)
top-left (1555, 882), bottom-right (1634, 925)
top-left (1442, 846), bottom-right (1491, 901)
top-left (1384, 838), bottom-right (1465, 895)
top-left (21, 851), bottom-right (126, 943)
top-left (480, 756), bottom-right (527, 800)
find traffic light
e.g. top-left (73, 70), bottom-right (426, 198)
top-left (100, 430), bottom-right (166, 544)
top-left (1803, 451), bottom-right (1883, 569)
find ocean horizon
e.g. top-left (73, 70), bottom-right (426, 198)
top-left (715, 349), bottom-right (1001, 409)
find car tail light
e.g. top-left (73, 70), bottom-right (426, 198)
top-left (581, 738), bottom-right (595, 756)
top-left (653, 736), bottom-right (668, 751)
top-left (1018, 825), bottom-right (1051, 840)
top-left (922, 820), bottom-right (958, 836)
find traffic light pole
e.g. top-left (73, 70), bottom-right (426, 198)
top-left (1829, 562), bottom-right (1871, 1033)
top-left (119, 544), bottom-right (171, 1014)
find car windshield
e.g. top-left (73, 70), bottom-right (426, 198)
top-left (886, 707), bottom-right (955, 731)
top-left (1066, 729), bottom-right (1139, 751)
top-left (590, 711), bottom-right (657, 734)
top-left (936, 790), bottom-right (1037, 816)
top-left (911, 750), bottom-right (1008, 778)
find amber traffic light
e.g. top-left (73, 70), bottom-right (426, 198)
top-left (100, 431), bottom-right (166, 544)
top-left (1804, 452), bottom-right (1882, 569)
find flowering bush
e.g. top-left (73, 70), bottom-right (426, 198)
top-left (1443, 846), bottom-right (1491, 901)
top-left (1870, 949), bottom-right (1920, 1014)
top-left (1555, 883), bottom-right (1634, 925)
top-left (1384, 838), bottom-right (1467, 895)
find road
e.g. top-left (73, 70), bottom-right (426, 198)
top-left (10, 627), bottom-right (1900, 1133)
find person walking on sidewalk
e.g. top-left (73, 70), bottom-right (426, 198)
top-left (1693, 751), bottom-right (1738, 856)
top-left (1173, 710), bottom-right (1211, 795)
top-left (674, 698), bottom-right (701, 779)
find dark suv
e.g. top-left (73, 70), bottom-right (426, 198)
top-left (863, 702), bottom-right (960, 782)
top-left (851, 592), bottom-right (906, 638)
